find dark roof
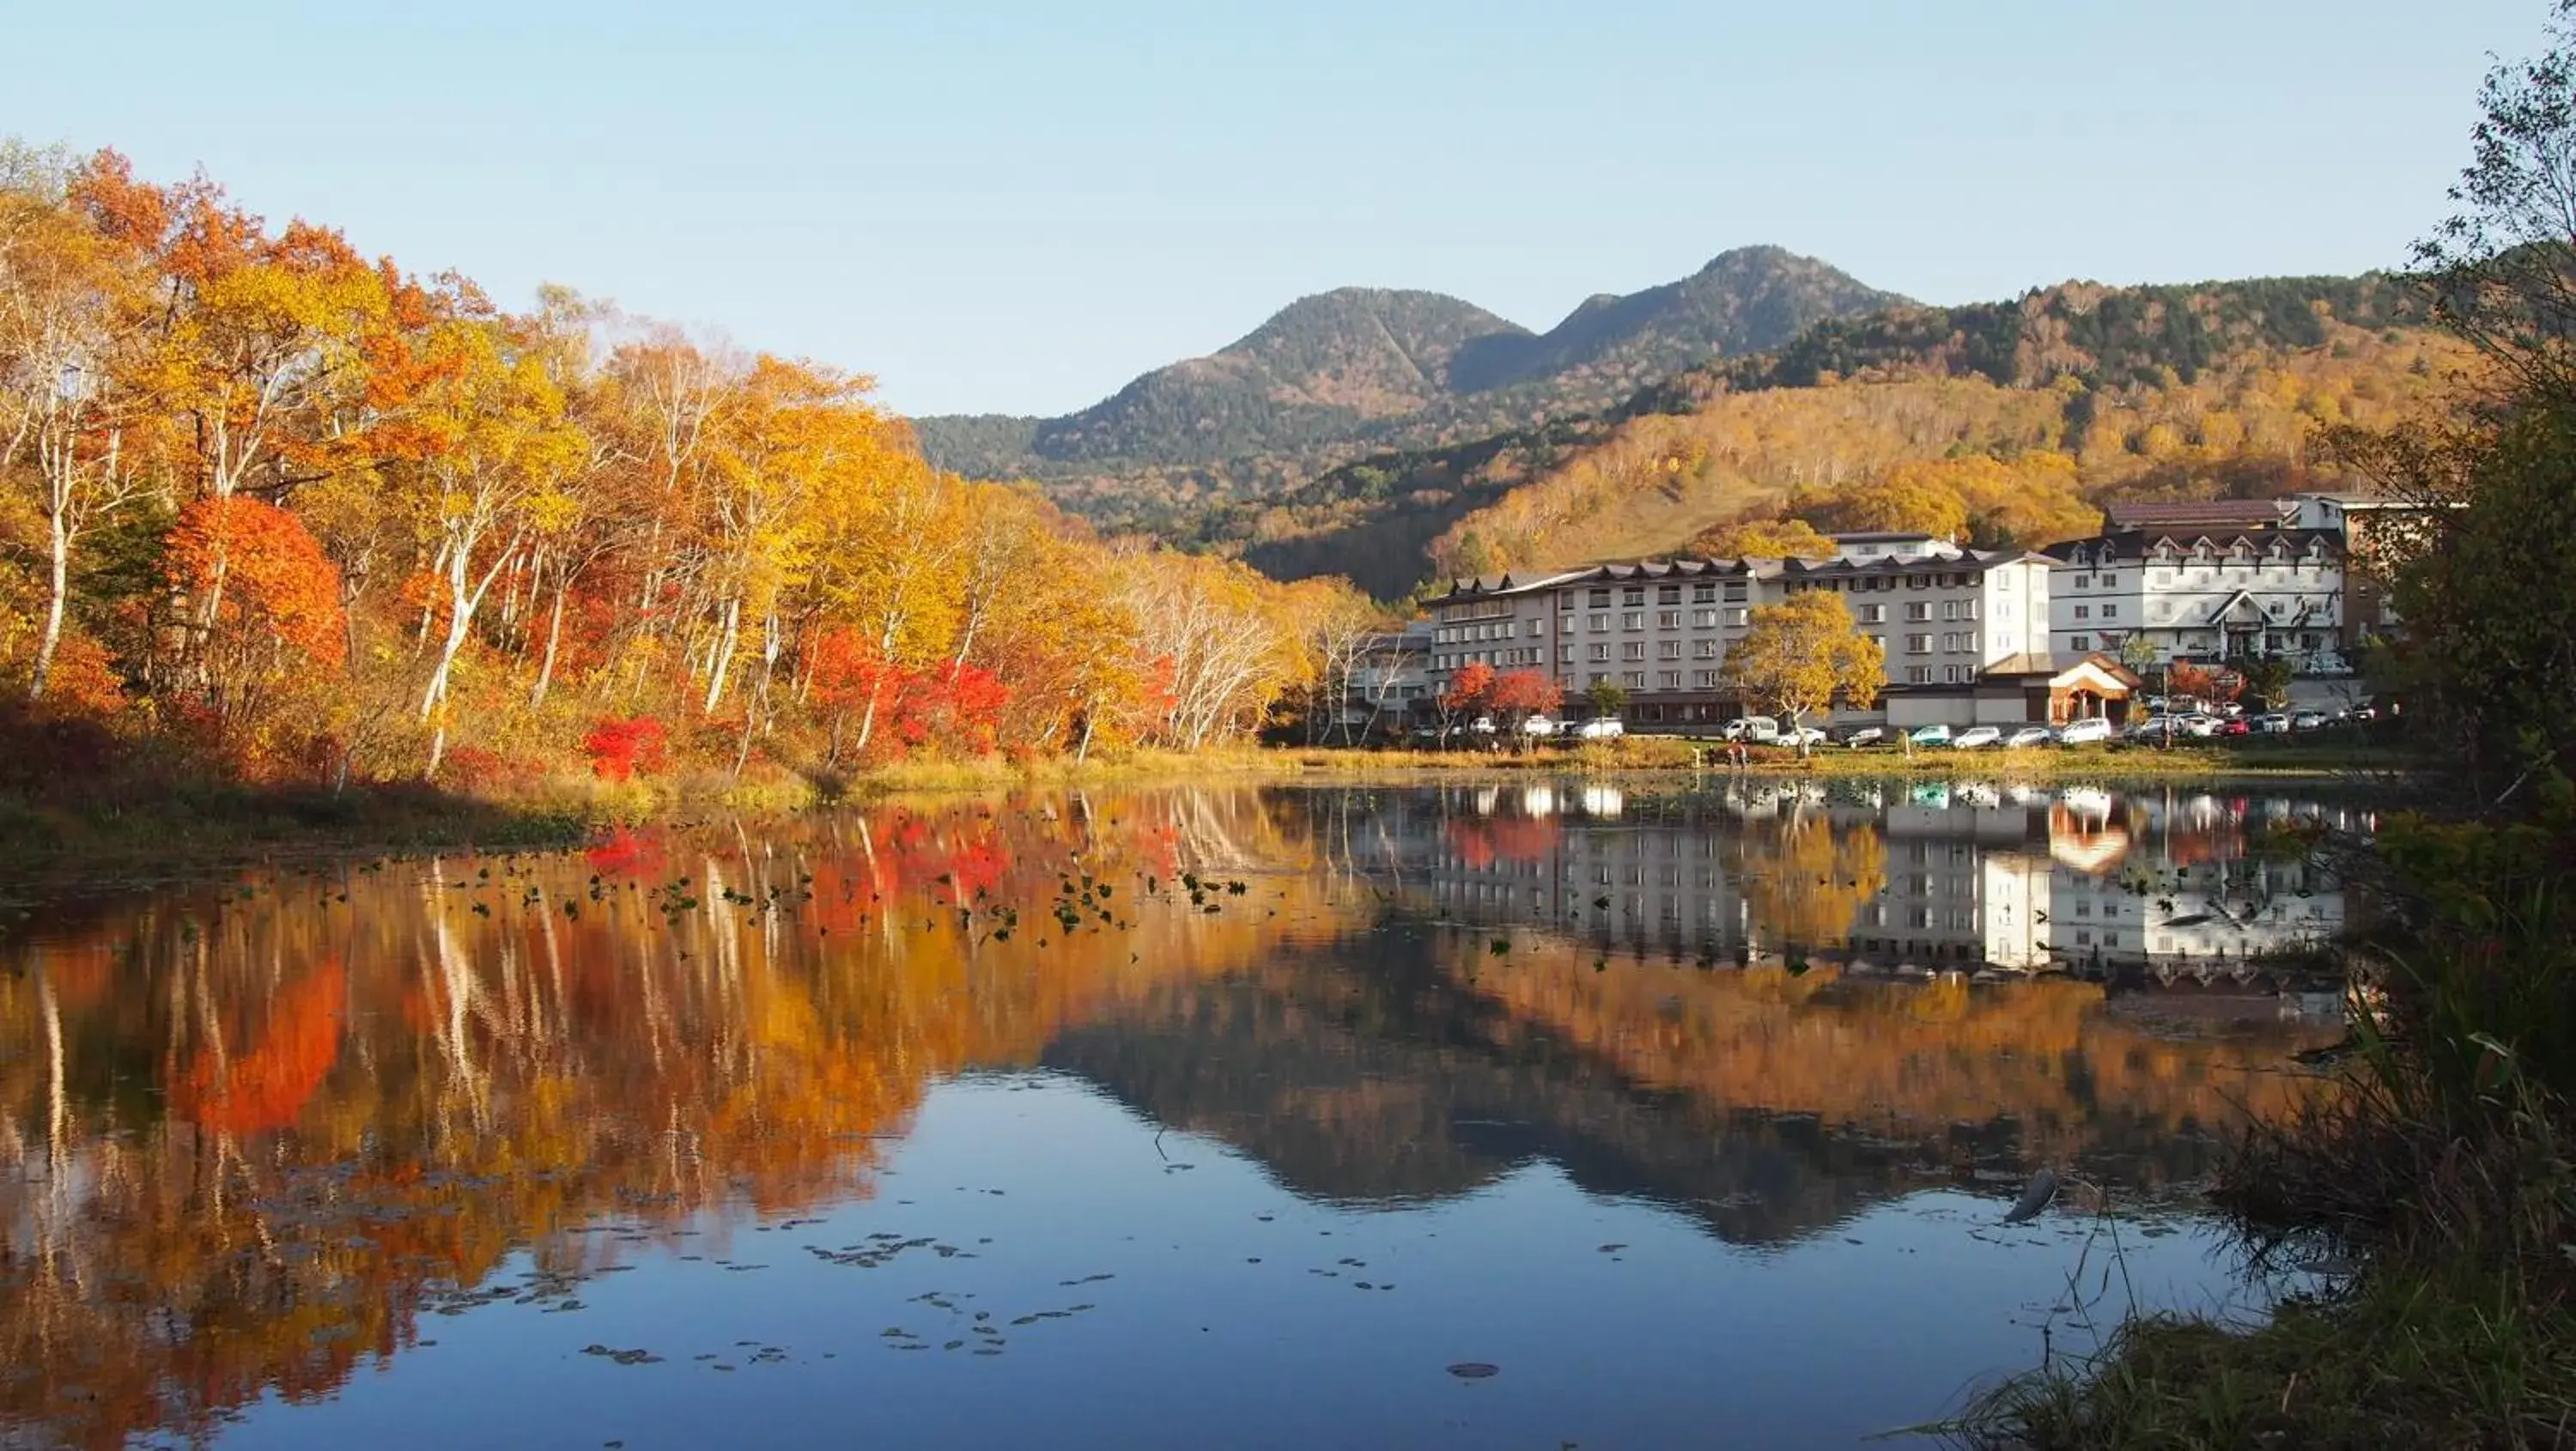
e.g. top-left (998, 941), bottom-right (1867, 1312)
top-left (1777, 548), bottom-right (2050, 581)
top-left (2101, 499), bottom-right (2297, 530)
top-left (2047, 529), bottom-right (2342, 565)
top-left (1832, 530), bottom-right (1952, 543)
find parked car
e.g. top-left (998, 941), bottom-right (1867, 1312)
top-left (1467, 715), bottom-right (1497, 735)
top-left (2251, 713), bottom-right (2293, 734)
top-left (2177, 714), bottom-right (2221, 738)
top-left (1907, 724), bottom-right (1954, 747)
top-left (1721, 715), bottom-right (1780, 743)
top-left (1770, 725), bottom-right (1825, 748)
top-left (1577, 718), bottom-right (1625, 740)
top-left (2215, 718), bottom-right (2251, 738)
top-left (2127, 717), bottom-right (2182, 742)
top-left (1840, 726), bottom-right (1886, 748)
top-left (2003, 726), bottom-right (2054, 749)
top-left (1953, 726), bottom-right (2003, 750)
top-left (1521, 715), bottom-right (1559, 737)
top-left (2290, 710), bottom-right (2329, 732)
top-left (2055, 717), bottom-right (2114, 746)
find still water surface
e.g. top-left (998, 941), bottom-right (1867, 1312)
top-left (0, 780), bottom-right (2358, 1449)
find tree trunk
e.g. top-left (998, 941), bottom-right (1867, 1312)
top-left (532, 580), bottom-right (569, 709)
top-left (28, 510), bottom-right (69, 701)
top-left (853, 672), bottom-right (885, 755)
top-left (702, 595), bottom-right (740, 715)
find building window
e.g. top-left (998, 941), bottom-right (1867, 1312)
top-left (1906, 634), bottom-right (1931, 654)
top-left (1658, 671), bottom-right (1682, 690)
top-left (1658, 641), bottom-right (1682, 660)
top-left (1725, 608), bottom-right (1750, 627)
top-left (1692, 583), bottom-right (1716, 603)
top-left (1621, 642), bottom-right (1646, 661)
top-left (1528, 618), bottom-right (1547, 636)
top-left (1657, 586), bottom-right (1681, 604)
top-left (1693, 639), bottom-right (1717, 659)
top-left (1656, 610), bottom-right (1681, 629)
top-left (2075, 574), bottom-right (2091, 587)
top-left (1905, 603), bottom-right (1931, 622)
top-left (1590, 589), bottom-right (1612, 606)
top-left (1622, 612), bottom-right (1645, 631)
top-left (1723, 584), bottom-right (1748, 602)
top-left (1941, 600), bottom-right (1959, 621)
top-left (1859, 604), bottom-right (1886, 623)
top-left (1588, 643), bottom-right (1610, 662)
top-left (2075, 604), bottom-right (2091, 619)
top-left (2100, 604), bottom-right (2117, 619)
top-left (2100, 574), bottom-right (2116, 587)
top-left (1560, 615), bottom-right (1576, 634)
top-left (1693, 670), bottom-right (1719, 688)
top-left (1623, 589), bottom-right (1645, 607)
top-left (1623, 671), bottom-right (1646, 689)
top-left (1589, 614), bottom-right (1608, 632)
top-left (1943, 665), bottom-right (1965, 683)
top-left (1906, 666), bottom-right (1933, 684)
top-left (1691, 609), bottom-right (1718, 628)
top-left (2070, 634), bottom-right (2091, 651)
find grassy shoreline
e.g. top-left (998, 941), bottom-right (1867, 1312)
top-left (0, 738), bottom-right (2408, 893)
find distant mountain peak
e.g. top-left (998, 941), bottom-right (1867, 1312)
top-left (912, 247), bottom-right (1905, 480)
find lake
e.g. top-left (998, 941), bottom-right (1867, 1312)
top-left (0, 779), bottom-right (2362, 1449)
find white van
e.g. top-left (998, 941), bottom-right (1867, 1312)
top-left (2056, 717), bottom-right (2113, 746)
top-left (1721, 715), bottom-right (1779, 743)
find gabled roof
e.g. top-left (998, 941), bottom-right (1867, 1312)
top-left (1979, 652), bottom-right (2147, 689)
top-left (2047, 528), bottom-right (2343, 565)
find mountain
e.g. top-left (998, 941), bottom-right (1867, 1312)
top-left (1021, 288), bottom-right (1527, 467)
top-left (910, 246), bottom-right (1908, 520)
top-left (1445, 246), bottom-right (1908, 392)
top-left (1227, 273), bottom-right (2455, 597)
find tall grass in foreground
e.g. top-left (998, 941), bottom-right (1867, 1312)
top-left (1943, 798), bottom-right (2576, 1450)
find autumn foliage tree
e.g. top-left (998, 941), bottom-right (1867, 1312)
top-left (0, 145), bottom-right (1375, 798)
top-left (1722, 589), bottom-right (1884, 748)
top-left (1487, 669), bottom-right (1561, 729)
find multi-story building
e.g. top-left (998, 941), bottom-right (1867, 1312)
top-left (2047, 521), bottom-right (2345, 668)
top-left (2287, 490), bottom-right (2446, 651)
top-left (1334, 625), bottom-right (1431, 739)
top-left (1425, 540), bottom-right (2056, 728)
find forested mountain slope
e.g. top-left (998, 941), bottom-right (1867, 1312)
top-left (912, 246), bottom-right (1905, 525)
top-left (1230, 275), bottom-right (2464, 597)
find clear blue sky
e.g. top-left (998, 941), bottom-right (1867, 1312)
top-left (12, 0), bottom-right (2545, 417)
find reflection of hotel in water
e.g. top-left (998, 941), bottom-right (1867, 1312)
top-left (1396, 782), bottom-right (2364, 980)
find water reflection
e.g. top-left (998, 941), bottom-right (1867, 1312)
top-left (1364, 778), bottom-right (2360, 983)
top-left (0, 782), bottom-right (2348, 1448)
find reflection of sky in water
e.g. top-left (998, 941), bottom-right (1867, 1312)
top-left (201, 1076), bottom-right (2276, 1451)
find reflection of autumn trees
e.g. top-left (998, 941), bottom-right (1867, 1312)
top-left (1437, 938), bottom-right (2333, 1174)
top-left (0, 785), bottom-right (2348, 1448)
top-left (0, 788), bottom-right (1344, 1450)
top-left (1729, 813), bottom-right (1888, 950)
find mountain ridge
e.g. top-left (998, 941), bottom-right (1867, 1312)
top-left (911, 246), bottom-right (1908, 492)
